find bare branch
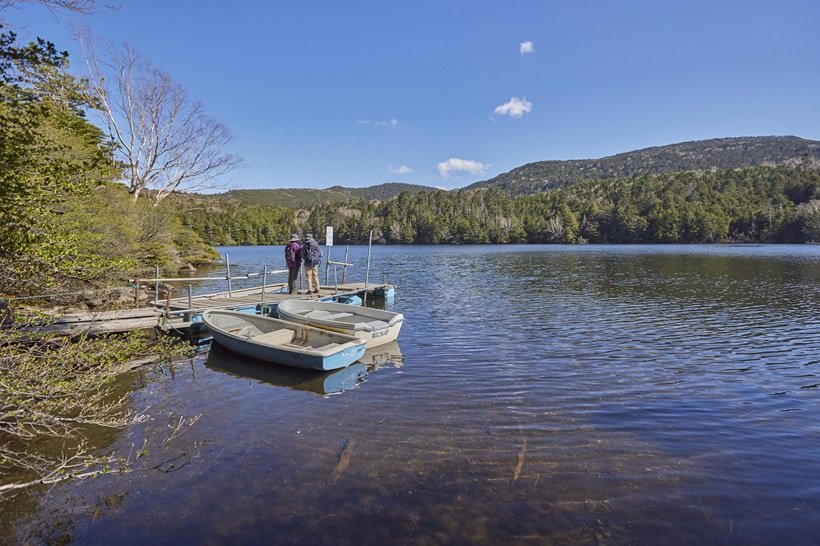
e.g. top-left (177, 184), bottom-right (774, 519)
top-left (0, 325), bottom-right (198, 498)
top-left (80, 33), bottom-right (241, 204)
top-left (0, 0), bottom-right (118, 15)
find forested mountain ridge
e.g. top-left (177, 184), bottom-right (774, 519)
top-left (215, 182), bottom-right (439, 208)
top-left (467, 136), bottom-right (820, 195)
top-left (181, 166), bottom-right (820, 246)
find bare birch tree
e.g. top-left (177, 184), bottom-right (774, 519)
top-left (0, 0), bottom-right (111, 14)
top-left (81, 35), bottom-right (240, 203)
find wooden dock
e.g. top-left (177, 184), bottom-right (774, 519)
top-left (29, 282), bottom-right (394, 336)
top-left (163, 282), bottom-right (384, 314)
top-left (18, 307), bottom-right (176, 336)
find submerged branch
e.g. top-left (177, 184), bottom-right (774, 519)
top-left (0, 322), bottom-right (196, 498)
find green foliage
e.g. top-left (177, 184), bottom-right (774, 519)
top-left (792, 200), bottom-right (820, 242)
top-left (180, 166), bottom-right (820, 246)
top-left (182, 199), bottom-right (294, 246)
top-left (0, 28), bottom-right (120, 294)
top-left (215, 182), bottom-right (439, 209)
top-left (59, 183), bottom-right (220, 272)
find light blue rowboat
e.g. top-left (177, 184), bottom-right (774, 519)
top-left (201, 309), bottom-right (367, 371)
top-left (276, 300), bottom-right (404, 348)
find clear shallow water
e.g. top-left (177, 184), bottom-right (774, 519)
top-left (5, 244), bottom-right (820, 545)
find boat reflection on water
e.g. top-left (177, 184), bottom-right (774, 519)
top-left (205, 343), bottom-right (368, 396)
top-left (205, 339), bottom-right (405, 395)
top-left (359, 340), bottom-right (404, 369)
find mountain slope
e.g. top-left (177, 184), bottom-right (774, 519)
top-left (215, 182), bottom-right (438, 208)
top-left (466, 136), bottom-right (820, 195)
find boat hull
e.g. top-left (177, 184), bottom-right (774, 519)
top-left (202, 309), bottom-right (366, 371)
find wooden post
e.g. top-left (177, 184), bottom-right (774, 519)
top-left (187, 285), bottom-right (193, 320)
top-left (225, 254), bottom-right (233, 297)
top-left (325, 245), bottom-right (330, 286)
top-left (365, 230), bottom-right (373, 290)
top-left (364, 231), bottom-right (373, 306)
top-left (261, 266), bottom-right (268, 303)
top-left (342, 246), bottom-right (349, 284)
top-left (154, 266), bottom-right (160, 306)
top-left (165, 286), bottom-right (173, 314)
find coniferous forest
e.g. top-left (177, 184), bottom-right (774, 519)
top-left (180, 166), bottom-right (820, 246)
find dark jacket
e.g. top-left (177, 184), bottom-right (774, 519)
top-left (285, 241), bottom-right (302, 268)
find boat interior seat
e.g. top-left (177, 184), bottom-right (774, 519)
top-left (365, 320), bottom-right (388, 330)
top-left (254, 329), bottom-right (295, 345)
top-left (305, 310), bottom-right (331, 319)
top-left (227, 325), bottom-right (256, 337)
top-left (320, 312), bottom-right (354, 321)
top-left (317, 342), bottom-right (341, 351)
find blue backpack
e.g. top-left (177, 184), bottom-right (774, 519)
top-left (302, 241), bottom-right (320, 266)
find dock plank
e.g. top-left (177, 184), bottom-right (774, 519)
top-left (17, 282), bottom-right (393, 336)
top-left (163, 283), bottom-right (390, 313)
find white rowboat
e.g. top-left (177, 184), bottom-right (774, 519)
top-left (276, 300), bottom-right (404, 348)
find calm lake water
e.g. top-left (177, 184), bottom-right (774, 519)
top-left (5, 244), bottom-right (820, 545)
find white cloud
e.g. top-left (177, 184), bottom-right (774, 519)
top-left (389, 165), bottom-right (413, 174)
top-left (358, 118), bottom-right (399, 129)
top-left (494, 97), bottom-right (533, 118)
top-left (436, 158), bottom-right (489, 180)
top-left (520, 41), bottom-right (535, 55)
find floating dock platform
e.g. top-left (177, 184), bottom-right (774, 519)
top-left (30, 283), bottom-right (394, 336)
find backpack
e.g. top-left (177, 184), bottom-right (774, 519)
top-left (285, 243), bottom-right (297, 264)
top-left (302, 241), bottom-right (320, 266)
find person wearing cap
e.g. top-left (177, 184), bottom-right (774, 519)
top-left (301, 233), bottom-right (322, 295)
top-left (284, 234), bottom-right (302, 294)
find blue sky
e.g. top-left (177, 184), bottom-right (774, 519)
top-left (5, 0), bottom-right (820, 190)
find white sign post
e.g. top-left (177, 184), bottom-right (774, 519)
top-left (324, 226), bottom-right (333, 285)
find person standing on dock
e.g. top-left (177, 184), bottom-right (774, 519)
top-left (285, 234), bottom-right (302, 294)
top-left (301, 233), bottom-right (322, 295)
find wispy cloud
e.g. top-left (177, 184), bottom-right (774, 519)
top-left (436, 158), bottom-right (489, 180)
top-left (520, 41), bottom-right (535, 55)
top-left (494, 97), bottom-right (533, 118)
top-left (358, 118), bottom-right (399, 129)
top-left (388, 165), bottom-right (413, 174)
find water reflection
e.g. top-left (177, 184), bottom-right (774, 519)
top-left (205, 342), bottom-right (369, 395)
top-left (204, 339), bottom-right (404, 394)
top-left (5, 245), bottom-right (820, 545)
top-left (359, 339), bottom-right (404, 369)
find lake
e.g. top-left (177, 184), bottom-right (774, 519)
top-left (4, 244), bottom-right (820, 545)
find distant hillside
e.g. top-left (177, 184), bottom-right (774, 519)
top-left (215, 182), bottom-right (438, 208)
top-left (466, 136), bottom-right (820, 195)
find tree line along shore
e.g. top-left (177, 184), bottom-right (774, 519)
top-left (182, 166), bottom-right (820, 247)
